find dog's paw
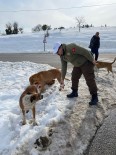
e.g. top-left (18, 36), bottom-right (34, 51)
top-left (33, 122), bottom-right (38, 126)
top-left (59, 84), bottom-right (65, 91)
top-left (59, 88), bottom-right (62, 91)
top-left (48, 128), bottom-right (54, 137)
top-left (29, 120), bottom-right (38, 126)
top-left (20, 121), bottom-right (26, 126)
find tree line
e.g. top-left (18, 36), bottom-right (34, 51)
top-left (5, 22), bottom-right (23, 35)
top-left (3, 16), bottom-right (108, 35)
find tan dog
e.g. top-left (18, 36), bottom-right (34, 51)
top-left (19, 85), bottom-right (43, 125)
top-left (29, 69), bottom-right (62, 92)
top-left (95, 57), bottom-right (116, 76)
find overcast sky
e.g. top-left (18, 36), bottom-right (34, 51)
top-left (0, 0), bottom-right (116, 32)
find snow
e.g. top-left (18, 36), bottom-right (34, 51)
top-left (0, 26), bottom-right (116, 53)
top-left (0, 27), bottom-right (116, 155)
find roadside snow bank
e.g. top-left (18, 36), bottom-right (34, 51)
top-left (0, 61), bottom-right (116, 155)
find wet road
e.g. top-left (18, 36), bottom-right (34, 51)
top-left (0, 53), bottom-right (115, 68)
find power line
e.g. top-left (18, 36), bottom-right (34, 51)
top-left (0, 2), bottom-right (116, 13)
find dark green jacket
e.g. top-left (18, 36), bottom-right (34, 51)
top-left (60, 43), bottom-right (94, 79)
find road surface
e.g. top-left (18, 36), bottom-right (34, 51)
top-left (0, 53), bottom-right (116, 68)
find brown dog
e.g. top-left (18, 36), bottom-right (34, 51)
top-left (19, 85), bottom-right (43, 125)
top-left (95, 57), bottom-right (116, 76)
top-left (29, 69), bottom-right (62, 92)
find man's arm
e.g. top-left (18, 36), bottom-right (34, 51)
top-left (98, 38), bottom-right (100, 48)
top-left (59, 56), bottom-right (67, 90)
top-left (60, 56), bottom-right (67, 80)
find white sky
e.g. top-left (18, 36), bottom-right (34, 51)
top-left (0, 0), bottom-right (116, 32)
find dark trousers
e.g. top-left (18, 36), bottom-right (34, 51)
top-left (71, 61), bottom-right (97, 95)
top-left (91, 48), bottom-right (99, 61)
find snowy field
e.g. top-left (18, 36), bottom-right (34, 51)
top-left (0, 27), bottom-right (116, 155)
top-left (0, 26), bottom-right (116, 53)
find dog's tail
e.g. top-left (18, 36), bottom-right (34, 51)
top-left (111, 57), bottom-right (116, 64)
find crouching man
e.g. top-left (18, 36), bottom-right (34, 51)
top-left (53, 42), bottom-right (98, 105)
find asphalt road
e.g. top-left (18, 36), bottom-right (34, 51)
top-left (0, 53), bottom-right (116, 68)
top-left (0, 53), bottom-right (62, 68)
top-left (88, 109), bottom-right (116, 155)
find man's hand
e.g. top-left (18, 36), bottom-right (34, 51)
top-left (59, 80), bottom-right (65, 91)
top-left (93, 60), bottom-right (98, 65)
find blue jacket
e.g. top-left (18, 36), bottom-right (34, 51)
top-left (89, 35), bottom-right (100, 49)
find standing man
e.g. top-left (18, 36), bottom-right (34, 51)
top-left (53, 42), bottom-right (98, 105)
top-left (89, 32), bottom-right (100, 61)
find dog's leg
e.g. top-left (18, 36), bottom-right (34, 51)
top-left (47, 80), bottom-right (55, 85)
top-left (57, 77), bottom-right (61, 83)
top-left (109, 66), bottom-right (114, 78)
top-left (22, 109), bottom-right (26, 125)
top-left (112, 72), bottom-right (114, 78)
top-left (41, 82), bottom-right (45, 92)
top-left (56, 72), bottom-right (62, 84)
top-left (111, 70), bottom-right (114, 78)
top-left (105, 67), bottom-right (110, 76)
top-left (32, 106), bottom-right (37, 126)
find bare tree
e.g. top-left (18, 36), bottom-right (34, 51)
top-left (75, 16), bottom-right (85, 32)
top-left (6, 22), bottom-right (12, 29)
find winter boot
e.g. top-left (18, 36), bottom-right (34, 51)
top-left (89, 94), bottom-right (98, 105)
top-left (67, 89), bottom-right (78, 98)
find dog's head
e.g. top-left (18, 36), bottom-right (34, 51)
top-left (22, 93), bottom-right (43, 108)
top-left (29, 76), bottom-right (36, 85)
top-left (30, 93), bottom-right (43, 103)
top-left (32, 81), bottom-right (43, 93)
top-left (29, 76), bottom-right (42, 91)
top-left (29, 76), bottom-right (40, 85)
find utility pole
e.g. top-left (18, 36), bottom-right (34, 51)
top-left (43, 35), bottom-right (47, 51)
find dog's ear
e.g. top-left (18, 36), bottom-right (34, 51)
top-left (29, 78), bottom-right (34, 85)
top-left (30, 95), bottom-right (36, 102)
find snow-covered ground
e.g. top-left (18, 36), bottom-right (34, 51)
top-left (0, 27), bottom-right (116, 155)
top-left (0, 26), bottom-right (116, 53)
top-left (0, 61), bottom-right (116, 155)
